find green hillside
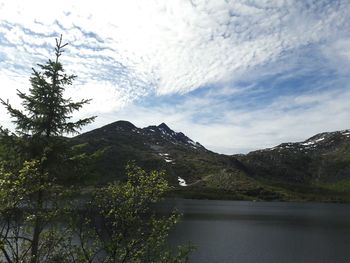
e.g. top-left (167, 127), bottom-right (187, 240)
top-left (2, 120), bottom-right (350, 202)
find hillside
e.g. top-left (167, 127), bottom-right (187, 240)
top-left (236, 130), bottom-right (350, 182)
top-left (69, 121), bottom-right (350, 201)
top-left (236, 130), bottom-right (350, 201)
top-left (2, 120), bottom-right (350, 202)
top-left (72, 121), bottom-right (237, 184)
top-left (70, 121), bottom-right (286, 200)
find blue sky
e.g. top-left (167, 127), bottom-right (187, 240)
top-left (1, 0), bottom-right (350, 153)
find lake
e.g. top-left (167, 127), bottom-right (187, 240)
top-left (160, 199), bottom-right (350, 263)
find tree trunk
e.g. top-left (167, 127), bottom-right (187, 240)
top-left (30, 189), bottom-right (43, 263)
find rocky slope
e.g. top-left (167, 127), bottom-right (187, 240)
top-left (3, 120), bottom-right (348, 201)
top-left (236, 130), bottom-right (350, 184)
top-left (70, 122), bottom-right (350, 201)
top-left (71, 120), bottom-right (242, 187)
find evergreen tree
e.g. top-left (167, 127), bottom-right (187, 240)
top-left (0, 35), bottom-right (95, 263)
top-left (1, 35), bottom-right (95, 137)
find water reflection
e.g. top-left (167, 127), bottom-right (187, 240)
top-left (161, 199), bottom-right (350, 263)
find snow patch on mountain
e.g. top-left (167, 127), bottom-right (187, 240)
top-left (262, 129), bottom-right (350, 153)
top-left (301, 137), bottom-right (325, 146)
top-left (158, 153), bottom-right (175, 163)
top-left (178, 177), bottom-right (187, 187)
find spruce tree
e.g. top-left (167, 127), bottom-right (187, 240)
top-left (0, 35), bottom-right (95, 263)
top-left (1, 35), bottom-right (95, 137)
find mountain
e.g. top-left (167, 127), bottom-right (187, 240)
top-left (235, 130), bottom-right (350, 200)
top-left (72, 121), bottom-right (237, 185)
top-left (236, 130), bottom-right (350, 182)
top-left (71, 120), bottom-right (287, 200)
top-left (70, 122), bottom-right (350, 201)
top-left (2, 119), bottom-right (350, 201)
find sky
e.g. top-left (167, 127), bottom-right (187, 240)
top-left (0, 0), bottom-right (350, 154)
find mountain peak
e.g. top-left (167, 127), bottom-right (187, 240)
top-left (158, 122), bottom-right (169, 129)
top-left (106, 120), bottom-right (136, 131)
top-left (157, 123), bottom-right (173, 134)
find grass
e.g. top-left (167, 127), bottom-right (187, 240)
top-left (318, 178), bottom-right (350, 193)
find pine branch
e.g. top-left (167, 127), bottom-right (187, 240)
top-left (64, 116), bottom-right (96, 135)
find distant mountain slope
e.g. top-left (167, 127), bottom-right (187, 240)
top-left (2, 119), bottom-right (349, 201)
top-left (236, 130), bottom-right (350, 185)
top-left (71, 122), bottom-right (350, 201)
top-left (71, 121), bottom-right (242, 187)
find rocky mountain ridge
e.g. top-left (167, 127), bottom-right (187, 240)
top-left (72, 120), bottom-right (234, 187)
top-left (260, 129), bottom-right (350, 154)
top-left (236, 129), bottom-right (350, 187)
top-left (69, 120), bottom-right (350, 201)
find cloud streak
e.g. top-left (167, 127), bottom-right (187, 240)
top-left (1, 1), bottom-right (350, 95)
top-left (1, 0), bottom-right (350, 153)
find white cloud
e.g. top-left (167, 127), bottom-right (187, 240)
top-left (1, 0), bottom-right (350, 153)
top-left (0, 73), bottom-right (28, 130)
top-left (111, 85), bottom-right (350, 154)
top-left (1, 0), bottom-right (350, 96)
top-left (321, 37), bottom-right (350, 77)
top-left (65, 81), bottom-right (130, 117)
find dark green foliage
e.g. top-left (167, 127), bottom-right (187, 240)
top-left (0, 35), bottom-right (96, 263)
top-left (70, 163), bottom-right (193, 263)
top-left (0, 36), bottom-right (95, 137)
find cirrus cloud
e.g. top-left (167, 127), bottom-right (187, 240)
top-left (1, 0), bottom-right (350, 153)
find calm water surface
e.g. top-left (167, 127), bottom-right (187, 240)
top-left (160, 199), bottom-right (350, 263)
